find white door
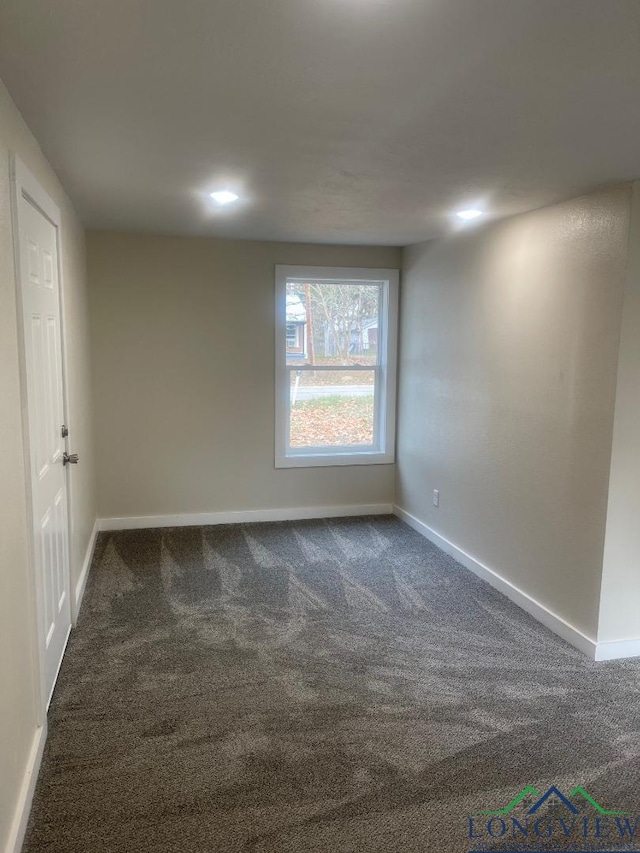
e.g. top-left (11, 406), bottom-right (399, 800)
top-left (16, 166), bottom-right (72, 709)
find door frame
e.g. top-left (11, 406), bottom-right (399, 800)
top-left (10, 155), bottom-right (73, 721)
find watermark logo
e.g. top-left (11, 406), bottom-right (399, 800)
top-left (468, 784), bottom-right (639, 852)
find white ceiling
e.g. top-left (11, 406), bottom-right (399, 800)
top-left (1, 0), bottom-right (640, 245)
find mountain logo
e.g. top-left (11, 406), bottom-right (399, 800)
top-left (477, 785), bottom-right (629, 817)
top-left (468, 784), bottom-right (638, 849)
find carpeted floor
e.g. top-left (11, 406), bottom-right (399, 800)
top-left (23, 516), bottom-right (640, 852)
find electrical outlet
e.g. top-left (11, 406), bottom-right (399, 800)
top-left (432, 489), bottom-right (440, 507)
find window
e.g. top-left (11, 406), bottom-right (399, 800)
top-left (275, 265), bottom-right (399, 467)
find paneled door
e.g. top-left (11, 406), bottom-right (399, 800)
top-left (14, 160), bottom-right (72, 709)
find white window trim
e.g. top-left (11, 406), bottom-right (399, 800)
top-left (275, 265), bottom-right (399, 468)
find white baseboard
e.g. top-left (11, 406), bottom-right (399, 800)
top-left (393, 505), bottom-right (598, 660)
top-left (4, 722), bottom-right (47, 853)
top-left (594, 637), bottom-right (640, 661)
top-left (73, 518), bottom-right (99, 624)
top-left (99, 503), bottom-right (394, 532)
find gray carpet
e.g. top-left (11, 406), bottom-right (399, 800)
top-left (23, 516), bottom-right (640, 852)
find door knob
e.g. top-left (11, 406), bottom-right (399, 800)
top-left (63, 452), bottom-right (79, 465)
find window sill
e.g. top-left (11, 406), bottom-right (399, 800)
top-left (275, 451), bottom-right (395, 469)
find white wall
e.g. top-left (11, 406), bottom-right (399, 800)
top-left (396, 185), bottom-right (631, 643)
top-left (599, 181), bottom-right (640, 645)
top-left (87, 232), bottom-right (400, 521)
top-left (0, 78), bottom-right (95, 851)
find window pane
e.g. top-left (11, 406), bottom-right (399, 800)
top-left (289, 368), bottom-right (375, 448)
top-left (285, 281), bottom-right (381, 367)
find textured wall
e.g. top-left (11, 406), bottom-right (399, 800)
top-left (599, 181), bottom-right (640, 644)
top-left (396, 186), bottom-right (631, 641)
top-left (0, 78), bottom-right (95, 849)
top-left (87, 233), bottom-right (400, 519)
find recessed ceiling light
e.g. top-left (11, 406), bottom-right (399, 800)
top-left (456, 208), bottom-right (484, 221)
top-left (210, 190), bottom-right (239, 205)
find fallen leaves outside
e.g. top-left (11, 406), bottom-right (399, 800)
top-left (290, 396), bottom-right (374, 447)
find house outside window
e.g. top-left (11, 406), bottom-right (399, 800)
top-left (275, 265), bottom-right (399, 468)
top-left (285, 294), bottom-right (307, 358)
